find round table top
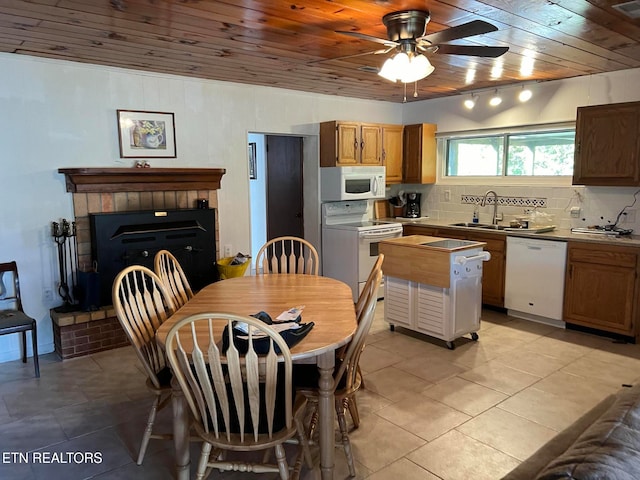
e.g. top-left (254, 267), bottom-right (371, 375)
top-left (156, 274), bottom-right (357, 360)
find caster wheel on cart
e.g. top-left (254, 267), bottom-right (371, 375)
top-left (446, 341), bottom-right (456, 350)
top-left (471, 332), bottom-right (479, 341)
top-left (390, 325), bottom-right (395, 332)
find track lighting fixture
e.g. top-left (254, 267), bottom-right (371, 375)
top-left (463, 94), bottom-right (477, 110)
top-left (489, 90), bottom-right (502, 106)
top-left (518, 85), bottom-right (533, 102)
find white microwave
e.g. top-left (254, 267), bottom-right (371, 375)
top-left (321, 166), bottom-right (386, 201)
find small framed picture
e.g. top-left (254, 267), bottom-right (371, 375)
top-left (248, 142), bottom-right (257, 179)
top-left (117, 110), bottom-right (177, 158)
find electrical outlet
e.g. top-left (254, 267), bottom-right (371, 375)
top-left (224, 244), bottom-right (232, 257)
top-left (444, 190), bottom-right (451, 202)
top-left (570, 206), bottom-right (581, 218)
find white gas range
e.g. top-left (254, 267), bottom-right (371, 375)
top-left (321, 200), bottom-right (403, 302)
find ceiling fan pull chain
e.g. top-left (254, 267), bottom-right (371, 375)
top-left (414, 81), bottom-right (418, 98)
top-left (403, 82), bottom-right (407, 103)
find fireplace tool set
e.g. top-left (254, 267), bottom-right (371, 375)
top-left (51, 219), bottom-right (78, 312)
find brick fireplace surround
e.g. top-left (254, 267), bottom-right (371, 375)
top-left (51, 168), bottom-right (225, 359)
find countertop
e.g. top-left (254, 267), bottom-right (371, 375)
top-left (381, 217), bottom-right (640, 248)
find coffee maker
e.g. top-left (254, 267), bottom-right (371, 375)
top-left (405, 192), bottom-right (421, 218)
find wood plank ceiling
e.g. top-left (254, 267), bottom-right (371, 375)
top-left (1, 0), bottom-right (640, 103)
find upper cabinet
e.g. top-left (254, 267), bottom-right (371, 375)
top-left (573, 101), bottom-right (640, 186)
top-left (381, 125), bottom-right (404, 184)
top-left (403, 123), bottom-right (437, 184)
top-left (320, 121), bottom-right (382, 167)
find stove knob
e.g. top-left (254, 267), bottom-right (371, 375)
top-left (453, 269), bottom-right (459, 275)
top-left (141, 250), bottom-right (149, 257)
top-left (466, 267), bottom-right (471, 272)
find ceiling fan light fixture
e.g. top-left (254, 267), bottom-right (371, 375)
top-left (378, 52), bottom-right (434, 83)
top-left (519, 86), bottom-right (533, 102)
top-left (489, 90), bottom-right (502, 106)
top-left (378, 57), bottom-right (399, 82)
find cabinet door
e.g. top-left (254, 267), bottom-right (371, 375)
top-left (360, 124), bottom-right (382, 165)
top-left (336, 123), bottom-right (360, 165)
top-left (382, 125), bottom-right (404, 184)
top-left (573, 102), bottom-right (640, 185)
top-left (403, 124), bottom-right (436, 184)
top-left (564, 245), bottom-right (637, 335)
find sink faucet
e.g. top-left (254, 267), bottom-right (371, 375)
top-left (481, 190), bottom-right (499, 225)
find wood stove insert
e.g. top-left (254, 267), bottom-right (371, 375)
top-left (90, 208), bottom-right (217, 306)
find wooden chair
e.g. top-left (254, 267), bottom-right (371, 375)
top-left (0, 261), bottom-right (39, 378)
top-left (165, 312), bottom-right (313, 480)
top-left (348, 252), bottom-right (384, 428)
top-left (294, 257), bottom-right (383, 477)
top-left (112, 265), bottom-right (177, 465)
top-left (255, 237), bottom-right (319, 275)
top-left (154, 249), bottom-right (194, 308)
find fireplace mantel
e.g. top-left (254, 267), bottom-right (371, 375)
top-left (58, 167), bottom-right (226, 193)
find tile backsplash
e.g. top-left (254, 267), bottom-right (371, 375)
top-left (387, 184), bottom-right (640, 233)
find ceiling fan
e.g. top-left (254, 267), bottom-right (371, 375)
top-left (333, 10), bottom-right (509, 83)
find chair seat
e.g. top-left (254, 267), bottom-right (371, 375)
top-left (0, 310), bottom-right (35, 330)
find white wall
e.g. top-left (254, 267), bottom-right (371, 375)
top-left (399, 68), bottom-right (640, 232)
top-left (0, 53), bottom-right (403, 363)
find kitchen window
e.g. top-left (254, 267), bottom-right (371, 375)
top-left (440, 125), bottom-right (575, 183)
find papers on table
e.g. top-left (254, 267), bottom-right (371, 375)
top-left (234, 321), bottom-right (302, 340)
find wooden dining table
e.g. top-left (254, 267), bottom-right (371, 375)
top-left (155, 274), bottom-right (357, 480)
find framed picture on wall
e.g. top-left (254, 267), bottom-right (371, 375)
top-left (117, 110), bottom-right (177, 158)
top-left (248, 142), bottom-right (257, 179)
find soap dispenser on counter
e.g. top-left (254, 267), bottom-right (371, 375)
top-left (472, 204), bottom-right (479, 223)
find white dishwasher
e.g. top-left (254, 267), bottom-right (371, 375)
top-left (504, 237), bottom-right (567, 325)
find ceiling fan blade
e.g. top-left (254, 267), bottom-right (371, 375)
top-left (308, 47), bottom-right (392, 64)
top-left (335, 30), bottom-right (398, 47)
top-left (435, 44), bottom-right (509, 58)
top-left (419, 20), bottom-right (498, 45)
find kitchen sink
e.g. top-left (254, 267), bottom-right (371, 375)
top-left (449, 222), bottom-right (506, 230)
top-left (478, 225), bottom-right (507, 230)
top-left (449, 222), bottom-right (489, 228)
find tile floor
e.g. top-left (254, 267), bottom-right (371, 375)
top-left (1, 303), bottom-right (639, 480)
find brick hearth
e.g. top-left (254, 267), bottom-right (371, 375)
top-left (50, 307), bottom-right (129, 359)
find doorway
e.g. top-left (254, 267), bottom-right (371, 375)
top-left (266, 135), bottom-right (304, 239)
top-left (249, 133), bottom-right (319, 265)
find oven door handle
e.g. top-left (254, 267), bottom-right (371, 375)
top-left (359, 230), bottom-right (402, 240)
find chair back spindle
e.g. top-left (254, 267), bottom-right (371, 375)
top-left (154, 249), bottom-right (194, 308)
top-left (256, 236), bottom-right (319, 275)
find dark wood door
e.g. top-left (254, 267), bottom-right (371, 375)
top-left (266, 135), bottom-right (303, 240)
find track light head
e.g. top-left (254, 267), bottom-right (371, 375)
top-left (489, 90), bottom-right (502, 106)
top-left (463, 94), bottom-right (477, 110)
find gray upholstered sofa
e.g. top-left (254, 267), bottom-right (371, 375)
top-left (502, 383), bottom-right (640, 480)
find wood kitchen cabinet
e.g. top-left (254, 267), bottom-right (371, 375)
top-left (382, 124), bottom-right (404, 184)
top-left (564, 242), bottom-right (639, 338)
top-left (403, 123), bottom-right (437, 184)
top-left (320, 121), bottom-right (382, 167)
top-left (573, 101), bottom-right (640, 186)
top-left (402, 225), bottom-right (506, 308)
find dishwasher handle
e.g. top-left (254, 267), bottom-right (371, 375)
top-left (454, 251), bottom-right (491, 265)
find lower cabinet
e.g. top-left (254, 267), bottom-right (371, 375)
top-left (564, 242), bottom-right (639, 338)
top-left (402, 225), bottom-right (505, 308)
